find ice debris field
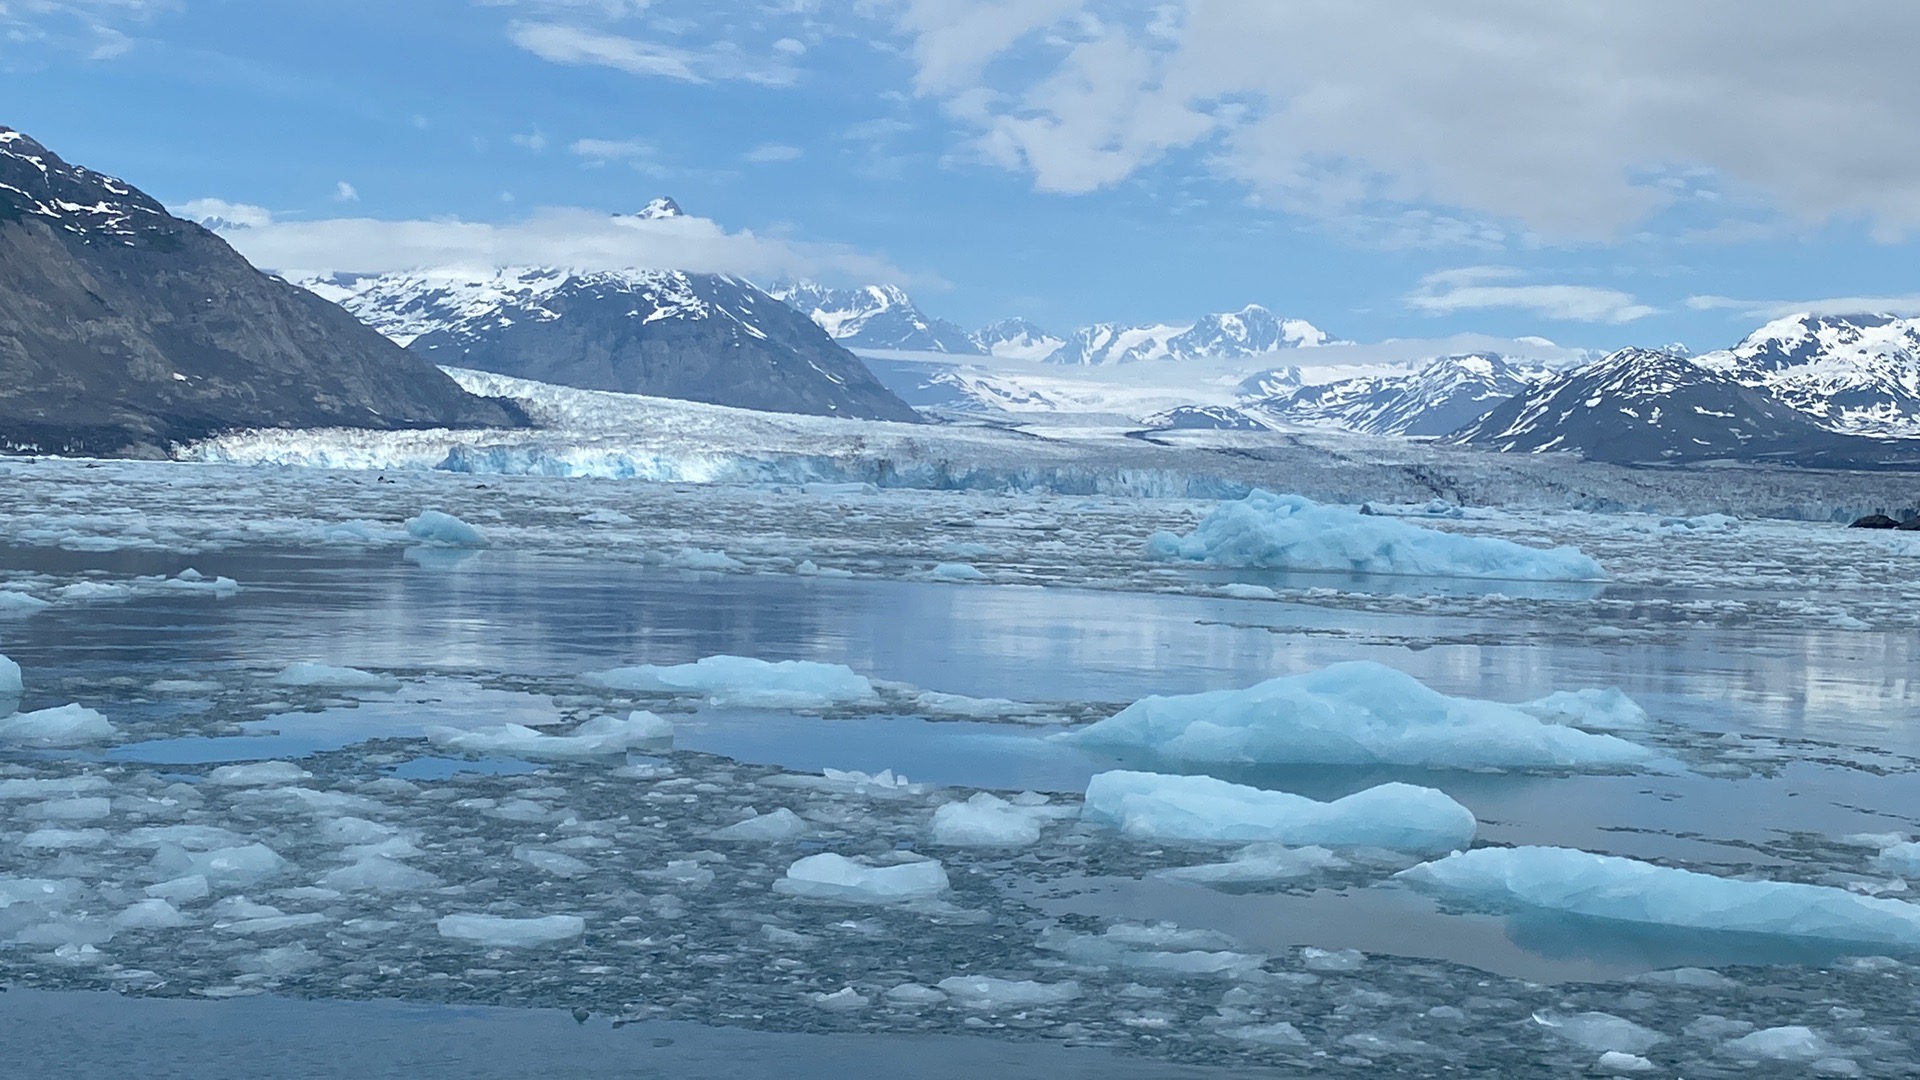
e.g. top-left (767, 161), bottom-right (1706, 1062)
top-left (3, 428), bottom-right (1920, 1076)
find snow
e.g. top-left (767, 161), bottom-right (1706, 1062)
top-left (1401, 846), bottom-right (1920, 948)
top-left (404, 510), bottom-right (489, 548)
top-left (273, 663), bottom-right (398, 690)
top-left (772, 853), bottom-right (949, 903)
top-left (436, 913), bottom-right (585, 947)
top-left (1082, 771), bottom-right (1477, 853)
top-left (935, 975), bottom-right (1082, 1009)
top-left (427, 712), bottom-right (671, 759)
top-left (0, 704), bottom-right (116, 747)
top-left (928, 792), bottom-right (1062, 847)
top-left (1147, 491), bottom-right (1605, 581)
top-left (1068, 661), bottom-right (1653, 768)
top-left (585, 655), bottom-right (877, 709)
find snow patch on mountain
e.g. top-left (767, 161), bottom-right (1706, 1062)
top-left (766, 280), bottom-right (981, 354)
top-left (973, 318), bottom-right (1065, 361)
top-left (1047, 305), bottom-right (1331, 365)
top-left (1263, 354), bottom-right (1543, 437)
top-left (1694, 313), bottom-right (1920, 437)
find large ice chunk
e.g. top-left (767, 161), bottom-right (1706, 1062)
top-left (1401, 846), bottom-right (1920, 948)
top-left (405, 510), bottom-right (490, 548)
top-left (1083, 771), bottom-right (1476, 853)
top-left (709, 807), bottom-right (807, 841)
top-left (436, 913), bottom-right (585, 946)
top-left (929, 792), bottom-right (1069, 847)
top-left (426, 712), bottom-right (671, 760)
top-left (1068, 662), bottom-right (1652, 769)
top-left (585, 655), bottom-right (876, 709)
top-left (0, 652), bottom-right (20, 705)
top-left (1146, 491), bottom-right (1604, 581)
top-left (0, 704), bottom-right (116, 747)
top-left (773, 853), bottom-right (949, 902)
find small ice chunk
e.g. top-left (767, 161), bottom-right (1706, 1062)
top-left (145, 875), bottom-right (210, 903)
top-left (514, 846), bottom-right (592, 878)
top-left (0, 776), bottom-right (108, 800)
top-left (1401, 847), bottom-right (1920, 947)
top-left (1222, 1022), bottom-right (1308, 1048)
top-left (273, 663), bottom-right (398, 690)
top-left (1157, 843), bottom-right (1345, 885)
top-left (774, 853), bottom-right (949, 903)
top-left (1634, 966), bottom-right (1738, 989)
top-left (436, 913), bottom-right (584, 947)
top-left (1723, 1026), bottom-right (1835, 1062)
top-left (935, 975), bottom-right (1081, 1009)
top-left (884, 983), bottom-right (948, 1005)
top-left (585, 655), bottom-right (876, 709)
top-left (930, 793), bottom-right (1047, 847)
top-left (428, 712), bottom-right (671, 760)
top-left (1596, 1051), bottom-right (1655, 1074)
top-left (670, 547), bottom-right (745, 572)
top-left (111, 899), bottom-right (190, 931)
top-left (1533, 1011), bottom-right (1665, 1054)
top-left (207, 761), bottom-right (313, 787)
top-left (1069, 662), bottom-right (1652, 769)
top-left (807, 987), bottom-right (870, 1011)
top-left (1219, 583), bottom-right (1279, 600)
top-left (709, 808), bottom-right (807, 841)
top-left (405, 510), bottom-right (490, 548)
top-left (154, 843), bottom-right (286, 889)
top-left (1518, 688), bottom-right (1651, 732)
top-left (928, 562), bottom-right (984, 581)
top-left (1082, 771), bottom-right (1477, 853)
top-left (320, 858), bottom-right (442, 892)
top-left (1301, 947), bottom-right (1366, 972)
top-left (1870, 840), bottom-right (1920, 876)
top-left (0, 704), bottom-right (116, 746)
top-left (21, 828), bottom-right (110, 849)
top-left (0, 652), bottom-right (20, 702)
top-left (24, 797), bottom-right (112, 822)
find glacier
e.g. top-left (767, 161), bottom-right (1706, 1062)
top-left (1146, 490), bottom-right (1604, 581)
top-left (1081, 771), bottom-right (1477, 853)
top-left (1067, 661), bottom-right (1654, 768)
top-left (1400, 846), bottom-right (1920, 949)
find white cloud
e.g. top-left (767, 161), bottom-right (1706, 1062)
top-left (175, 200), bottom-right (912, 285)
top-left (1687, 294), bottom-right (1920, 319)
top-left (333, 181), bottom-right (359, 202)
top-left (744, 142), bottom-right (803, 163)
top-left (506, 19), bottom-right (797, 86)
top-left (885, 1), bottom-right (1920, 243)
top-left (509, 131), bottom-right (548, 152)
top-left (569, 136), bottom-right (652, 161)
top-left (1408, 267), bottom-right (1656, 324)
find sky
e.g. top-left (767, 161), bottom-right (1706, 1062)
top-left (5, 0), bottom-right (1920, 352)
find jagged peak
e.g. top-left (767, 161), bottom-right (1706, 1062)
top-left (636, 197), bottom-right (684, 220)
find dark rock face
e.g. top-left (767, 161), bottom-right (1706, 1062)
top-left (0, 126), bottom-right (524, 456)
top-left (1850, 514), bottom-right (1900, 529)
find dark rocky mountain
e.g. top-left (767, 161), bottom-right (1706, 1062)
top-left (766, 280), bottom-right (982, 355)
top-left (303, 241), bottom-right (921, 422)
top-left (1692, 313), bottom-right (1920, 436)
top-left (1266, 353), bottom-right (1540, 437)
top-left (0, 125), bottom-right (524, 456)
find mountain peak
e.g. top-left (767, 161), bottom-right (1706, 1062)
top-left (637, 197), bottom-right (684, 220)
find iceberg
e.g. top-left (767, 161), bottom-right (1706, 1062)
top-left (0, 704), bottom-right (116, 747)
top-left (436, 913), bottom-right (585, 947)
top-left (585, 655), bottom-right (877, 709)
top-left (1400, 846), bottom-right (1920, 948)
top-left (1083, 771), bottom-right (1476, 853)
top-left (773, 853), bottom-right (949, 903)
top-left (405, 510), bottom-right (490, 548)
top-left (1146, 490), bottom-right (1604, 581)
top-left (1068, 662), bottom-right (1652, 769)
top-left (426, 712), bottom-right (671, 760)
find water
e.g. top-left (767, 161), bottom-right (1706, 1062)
top-left (3, 545), bottom-right (1919, 1075)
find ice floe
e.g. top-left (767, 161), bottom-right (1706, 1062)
top-left (273, 663), bottom-right (399, 690)
top-left (426, 712), bottom-right (671, 760)
top-left (929, 792), bottom-right (1071, 847)
top-left (1401, 846), bottom-right (1920, 948)
top-left (1146, 490), bottom-right (1605, 581)
top-left (586, 655), bottom-right (877, 709)
top-left (1082, 771), bottom-right (1476, 853)
top-left (772, 853), bottom-right (949, 903)
top-left (1155, 842), bottom-right (1347, 885)
top-left (709, 807), bottom-right (807, 841)
top-left (436, 913), bottom-right (585, 947)
top-left (1068, 661), bottom-right (1654, 769)
top-left (935, 975), bottom-right (1082, 1009)
top-left (405, 510), bottom-right (490, 548)
top-left (0, 704), bottom-right (116, 747)
top-left (0, 652), bottom-right (20, 703)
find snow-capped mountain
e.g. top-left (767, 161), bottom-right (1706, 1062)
top-left (1045, 305), bottom-right (1331, 365)
top-left (0, 124), bottom-right (519, 455)
top-left (973, 318), bottom-right (1065, 361)
top-left (1693, 313), bottom-right (1920, 437)
top-left (1140, 405), bottom-right (1273, 432)
top-left (300, 238), bottom-right (919, 423)
top-left (1450, 347), bottom-right (1839, 462)
top-left (766, 280), bottom-right (982, 354)
top-left (1264, 353), bottom-right (1541, 437)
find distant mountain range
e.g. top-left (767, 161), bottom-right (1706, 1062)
top-left (1260, 353), bottom-right (1544, 437)
top-left (1693, 313), bottom-right (1920, 437)
top-left (0, 124), bottom-right (521, 456)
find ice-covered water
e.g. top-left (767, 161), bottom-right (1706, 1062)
top-left (2, 525), bottom-right (1919, 1074)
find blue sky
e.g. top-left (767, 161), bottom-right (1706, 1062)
top-left (6, 1), bottom-right (1920, 351)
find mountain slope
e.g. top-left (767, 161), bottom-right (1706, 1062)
top-left (1267, 353), bottom-right (1538, 436)
top-left (766, 280), bottom-right (982, 354)
top-left (307, 259), bottom-right (920, 423)
top-left (973, 318), bottom-right (1064, 361)
top-left (1045, 305), bottom-right (1330, 365)
top-left (0, 125), bottom-right (523, 455)
top-left (1693, 313), bottom-right (1920, 436)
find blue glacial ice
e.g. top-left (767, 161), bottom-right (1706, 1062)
top-left (1146, 490), bottom-right (1605, 581)
top-left (404, 509), bottom-right (490, 548)
top-left (1400, 846), bottom-right (1920, 949)
top-left (929, 792), bottom-right (1074, 847)
top-left (585, 655), bottom-right (877, 709)
top-left (0, 652), bottom-right (20, 702)
top-left (1067, 661), bottom-right (1654, 769)
top-left (1081, 771), bottom-right (1477, 853)
top-left (772, 853), bottom-right (949, 902)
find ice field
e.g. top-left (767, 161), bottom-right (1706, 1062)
top-left (4, 441), bottom-right (1920, 1076)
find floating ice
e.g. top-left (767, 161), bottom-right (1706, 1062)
top-left (405, 510), bottom-right (490, 548)
top-left (0, 777), bottom-right (108, 800)
top-left (586, 655), bottom-right (877, 709)
top-left (929, 792), bottom-right (1067, 847)
top-left (1401, 846), bottom-right (1920, 948)
top-left (1532, 1011), bottom-right (1665, 1054)
top-left (0, 704), bottom-right (116, 747)
top-left (0, 592), bottom-right (50, 618)
top-left (145, 875), bottom-right (210, 903)
top-left (153, 843), bottom-right (286, 890)
top-left (111, 899), bottom-right (191, 931)
top-left (24, 797), bottom-right (110, 822)
top-left (207, 762), bottom-right (313, 787)
top-left (513, 846), bottom-right (591, 878)
top-left (807, 987), bottom-right (869, 1011)
top-left (1518, 687), bottom-right (1651, 732)
top-left (427, 712), bottom-right (671, 760)
top-left (1156, 842), bottom-right (1346, 885)
top-left (1083, 771), bottom-right (1477, 853)
top-left (436, 913), bottom-right (585, 947)
top-left (273, 663), bottom-right (398, 690)
top-left (670, 547), bottom-right (744, 572)
top-left (1222, 1022), bottom-right (1308, 1048)
top-left (1596, 1051), bottom-right (1655, 1074)
top-left (1723, 1026), bottom-right (1837, 1062)
top-left (773, 853), bottom-right (949, 903)
top-left (321, 858), bottom-right (442, 892)
top-left (1146, 490), bottom-right (1604, 581)
top-left (0, 652), bottom-right (19, 703)
top-left (1068, 662), bottom-right (1653, 769)
top-left (928, 562), bottom-right (985, 581)
top-left (709, 808), bottom-right (807, 841)
top-left (884, 983), bottom-right (948, 1005)
top-left (935, 975), bottom-right (1081, 1009)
